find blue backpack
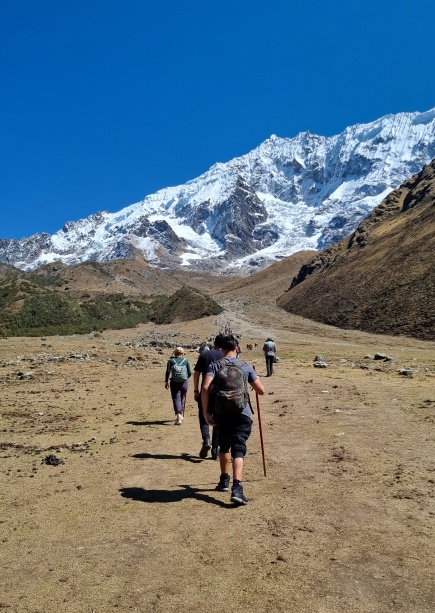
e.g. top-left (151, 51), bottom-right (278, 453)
top-left (170, 358), bottom-right (188, 382)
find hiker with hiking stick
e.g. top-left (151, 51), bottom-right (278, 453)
top-left (164, 347), bottom-right (192, 425)
top-left (201, 334), bottom-right (265, 505)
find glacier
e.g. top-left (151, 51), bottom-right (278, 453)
top-left (1, 108), bottom-right (435, 274)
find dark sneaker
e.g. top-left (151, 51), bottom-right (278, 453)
top-left (199, 438), bottom-right (211, 459)
top-left (231, 484), bottom-right (249, 505)
top-left (211, 446), bottom-right (219, 460)
top-left (215, 474), bottom-right (230, 492)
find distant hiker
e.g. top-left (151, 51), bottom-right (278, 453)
top-left (196, 341), bottom-right (210, 354)
top-left (165, 347), bottom-right (192, 425)
top-left (193, 335), bottom-right (224, 459)
top-left (263, 337), bottom-right (277, 377)
top-left (201, 334), bottom-right (265, 505)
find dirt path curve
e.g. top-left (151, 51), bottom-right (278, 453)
top-left (1, 301), bottom-right (435, 612)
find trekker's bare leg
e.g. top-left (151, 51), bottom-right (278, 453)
top-left (220, 452), bottom-right (230, 476)
top-left (232, 457), bottom-right (244, 482)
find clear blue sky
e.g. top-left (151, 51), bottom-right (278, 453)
top-left (1, 0), bottom-right (435, 239)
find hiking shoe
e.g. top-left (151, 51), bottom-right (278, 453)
top-left (199, 438), bottom-right (211, 459)
top-left (231, 484), bottom-right (249, 505)
top-left (211, 446), bottom-right (219, 460)
top-left (215, 474), bottom-right (230, 492)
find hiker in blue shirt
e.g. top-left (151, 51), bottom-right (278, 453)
top-left (165, 347), bottom-right (192, 425)
top-left (201, 334), bottom-right (265, 505)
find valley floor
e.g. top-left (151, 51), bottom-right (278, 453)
top-left (1, 295), bottom-right (435, 612)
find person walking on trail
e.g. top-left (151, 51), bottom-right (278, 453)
top-left (263, 337), bottom-right (277, 377)
top-left (193, 335), bottom-right (224, 459)
top-left (165, 347), bottom-right (192, 425)
top-left (201, 334), bottom-right (265, 505)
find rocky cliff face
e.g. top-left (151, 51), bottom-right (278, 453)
top-left (2, 108), bottom-right (435, 273)
top-left (277, 159), bottom-right (435, 340)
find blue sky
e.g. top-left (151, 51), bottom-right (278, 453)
top-left (1, 0), bottom-right (435, 240)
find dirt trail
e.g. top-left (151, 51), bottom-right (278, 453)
top-left (1, 300), bottom-right (435, 612)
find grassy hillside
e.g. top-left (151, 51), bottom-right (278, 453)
top-left (151, 286), bottom-right (223, 324)
top-left (0, 276), bottom-right (223, 337)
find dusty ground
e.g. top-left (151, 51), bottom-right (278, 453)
top-left (1, 292), bottom-right (435, 613)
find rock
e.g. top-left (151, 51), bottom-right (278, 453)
top-left (18, 371), bottom-right (34, 380)
top-left (398, 368), bottom-right (413, 377)
top-left (42, 454), bottom-right (64, 466)
top-left (313, 361), bottom-right (328, 368)
top-left (374, 353), bottom-right (395, 361)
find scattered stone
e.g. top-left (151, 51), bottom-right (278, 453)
top-left (374, 353), bottom-right (395, 361)
top-left (68, 353), bottom-right (90, 360)
top-left (18, 371), bottom-right (34, 380)
top-left (313, 361), bottom-right (328, 368)
top-left (398, 368), bottom-right (413, 377)
top-left (42, 454), bottom-right (64, 466)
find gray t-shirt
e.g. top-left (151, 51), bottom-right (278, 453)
top-left (205, 357), bottom-right (258, 417)
top-left (263, 341), bottom-right (276, 356)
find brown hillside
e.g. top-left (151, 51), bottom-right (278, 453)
top-left (26, 255), bottom-right (240, 298)
top-left (277, 159), bottom-right (435, 341)
top-left (27, 256), bottom-right (183, 297)
top-left (0, 262), bottom-right (20, 281)
top-left (210, 250), bottom-right (317, 308)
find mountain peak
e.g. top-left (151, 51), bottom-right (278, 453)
top-left (1, 108), bottom-right (435, 274)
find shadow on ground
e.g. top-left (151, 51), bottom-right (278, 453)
top-left (126, 420), bottom-right (173, 426)
top-left (132, 452), bottom-right (203, 463)
top-left (119, 484), bottom-right (236, 508)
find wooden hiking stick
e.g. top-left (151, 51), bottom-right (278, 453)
top-left (252, 365), bottom-right (267, 477)
top-left (256, 391), bottom-right (267, 477)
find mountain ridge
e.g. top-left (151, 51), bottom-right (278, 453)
top-left (1, 108), bottom-right (435, 274)
top-left (277, 159), bottom-right (435, 340)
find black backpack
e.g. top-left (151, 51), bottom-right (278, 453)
top-left (213, 358), bottom-right (249, 413)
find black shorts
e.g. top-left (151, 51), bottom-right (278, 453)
top-left (214, 413), bottom-right (252, 459)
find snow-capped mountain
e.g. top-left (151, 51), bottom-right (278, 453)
top-left (2, 108), bottom-right (435, 274)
